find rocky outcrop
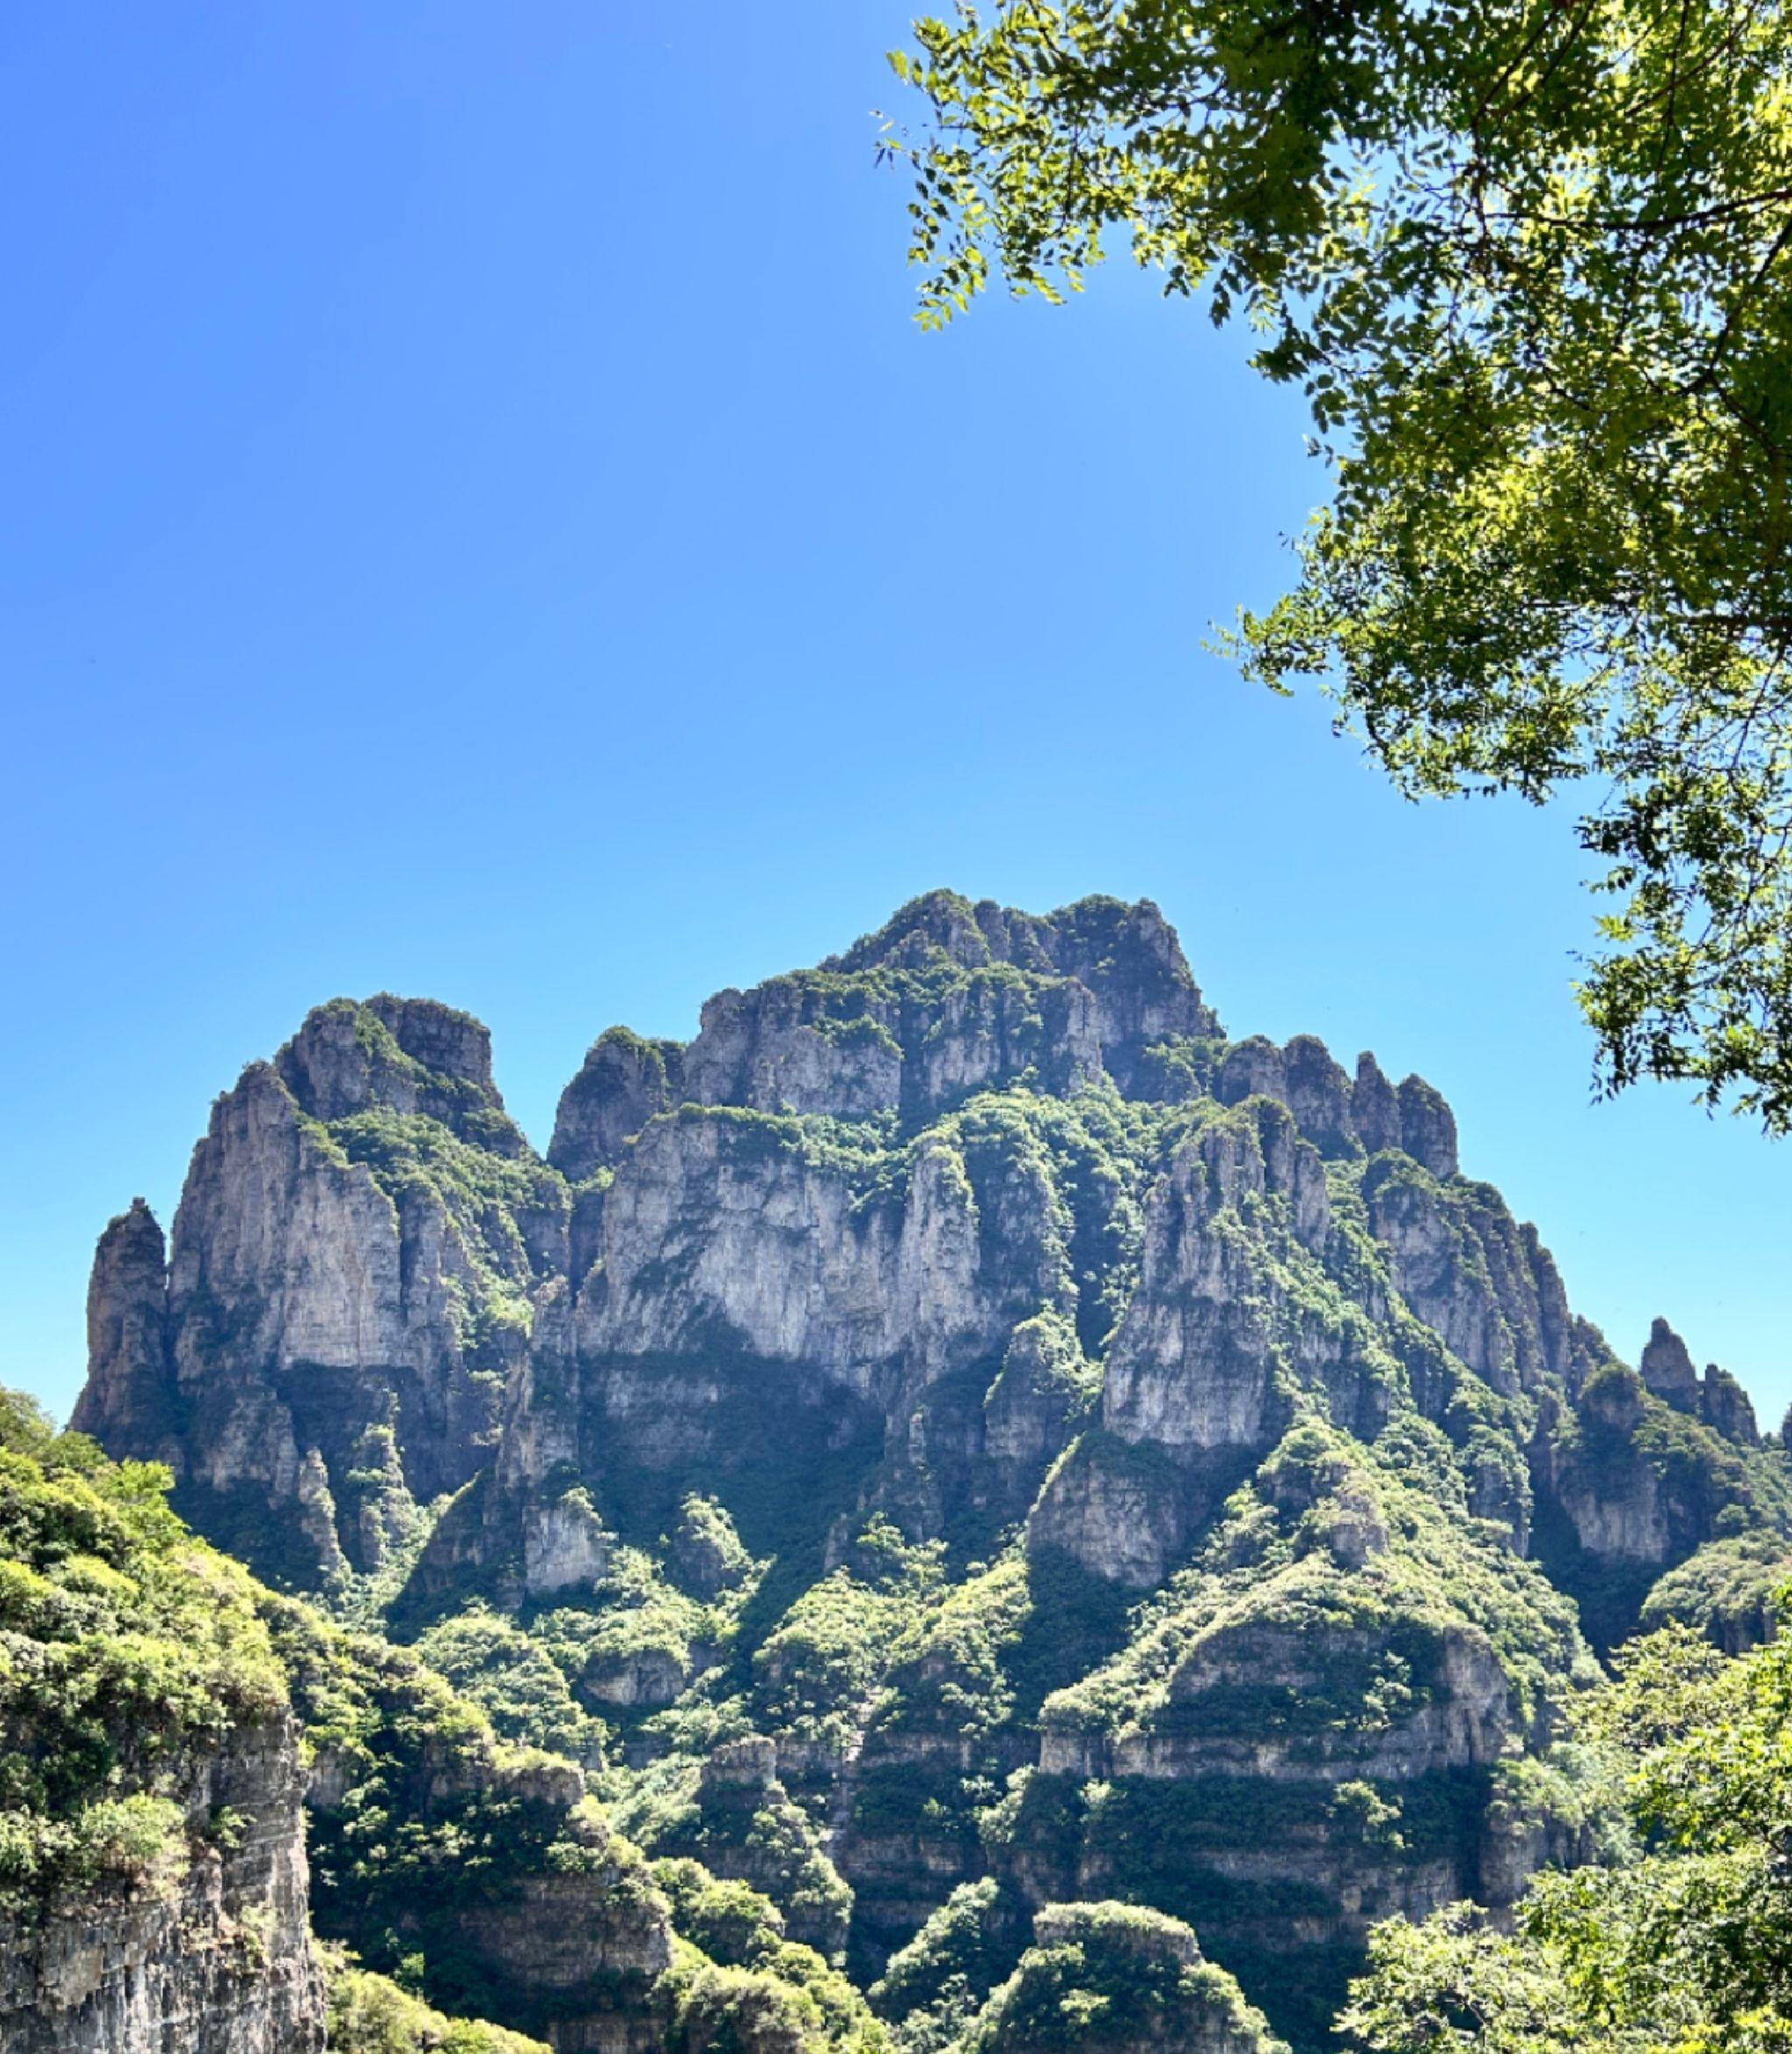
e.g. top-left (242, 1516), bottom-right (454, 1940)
top-left (572, 1111), bottom-right (1054, 1400)
top-left (1530, 1355), bottom-right (1783, 1651)
top-left (1639, 1317), bottom-right (1759, 1444)
top-left (1214, 1038), bottom-right (1456, 1174)
top-left (1003, 1427), bottom-right (1594, 2046)
top-left (1099, 1104), bottom-right (1327, 1458)
top-left (1700, 1362), bottom-right (1760, 1445)
top-left (981, 1311), bottom-right (1101, 1507)
top-left (77, 1199), bottom-right (173, 1455)
top-left (956, 1903), bottom-right (1286, 2054)
top-left (634, 1738), bottom-right (853, 1959)
top-left (273, 993), bottom-right (525, 1148)
top-left (523, 1487), bottom-right (614, 1597)
top-left (277, 1602), bottom-right (676, 2052)
top-left (1364, 1164), bottom-right (1572, 1399)
top-left (1640, 1315), bottom-right (1700, 1410)
top-left (75, 999), bottom-right (570, 1588)
top-left (0, 1716), bottom-right (322, 2054)
top-left (550, 1028), bottom-right (686, 1181)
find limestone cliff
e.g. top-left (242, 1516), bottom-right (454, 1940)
top-left (67, 889), bottom-right (1792, 2052)
top-left (0, 1714), bottom-right (322, 2054)
top-left (74, 996), bottom-right (570, 1589)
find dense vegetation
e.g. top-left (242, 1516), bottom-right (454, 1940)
top-left (0, 1385), bottom-right (284, 1915)
top-left (0, 1387), bottom-right (901, 2052)
top-left (1343, 1616), bottom-right (1792, 2051)
top-left (323, 1946), bottom-right (550, 2054)
top-left (956, 1901), bottom-right (1285, 2053)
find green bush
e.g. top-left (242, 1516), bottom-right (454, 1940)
top-left (323, 1944), bottom-right (550, 2053)
top-left (0, 1391), bottom-right (285, 1917)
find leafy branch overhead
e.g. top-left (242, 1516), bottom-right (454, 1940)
top-left (883, 0), bottom-right (1792, 1127)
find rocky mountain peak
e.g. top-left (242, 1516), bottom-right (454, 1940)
top-left (73, 1197), bottom-right (172, 1454)
top-left (580, 890), bottom-right (1227, 1136)
top-left (1641, 1315), bottom-right (1700, 1406)
top-left (1638, 1315), bottom-right (1759, 1444)
top-left (550, 1027), bottom-right (685, 1181)
top-left (364, 992), bottom-right (496, 1085)
top-left (825, 887), bottom-right (1003, 970)
top-left (274, 993), bottom-right (525, 1154)
top-left (66, 887), bottom-right (1792, 2054)
top-left (823, 890), bottom-right (1216, 1035)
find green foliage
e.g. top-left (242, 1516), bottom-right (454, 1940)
top-left (654, 1860), bottom-right (887, 2050)
top-left (533, 1546), bottom-right (712, 1714)
top-left (1343, 1621), bottom-right (1792, 2051)
top-left (671, 1493), bottom-right (758, 1595)
top-left (322, 1944), bottom-right (550, 2054)
top-left (414, 1604), bottom-right (607, 1760)
top-left (955, 1901), bottom-right (1285, 2053)
top-left (1001, 1542), bottom-right (1138, 1719)
top-left (0, 1391), bottom-right (285, 1916)
top-left (1540, 1365), bottom-right (1792, 1646)
top-left (987, 1307), bottom-right (1102, 1418)
top-left (1131, 1034), bottom-right (1226, 1104)
top-left (870, 1879), bottom-right (1023, 2052)
top-left (294, 999), bottom-right (524, 1158)
top-left (928, 1083), bottom-right (1174, 1357)
top-left (654, 1857), bottom-right (792, 1962)
top-left (262, 1590), bottom-right (668, 2030)
top-left (886, 2), bottom-right (1792, 1125)
top-left (1642, 1537), bottom-right (1792, 1651)
top-left (660, 1942), bottom-right (834, 2054)
top-left (627, 1755), bottom-right (853, 1958)
top-left (326, 1426), bottom-right (452, 1629)
top-left (1042, 1423), bottom-right (1594, 1749)
top-left (752, 1549), bottom-right (930, 1757)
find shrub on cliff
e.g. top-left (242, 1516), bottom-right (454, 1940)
top-left (322, 1945), bottom-right (549, 2053)
top-left (1344, 1619), bottom-right (1792, 2051)
top-left (956, 1901), bottom-right (1286, 2053)
top-left (0, 1385), bottom-right (284, 1916)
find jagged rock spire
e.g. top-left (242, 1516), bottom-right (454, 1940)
top-left (72, 1197), bottom-right (172, 1453)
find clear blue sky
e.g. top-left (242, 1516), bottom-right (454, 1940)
top-left (3, 4), bottom-right (1785, 1427)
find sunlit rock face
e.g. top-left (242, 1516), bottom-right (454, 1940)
top-left (74, 996), bottom-right (567, 1588)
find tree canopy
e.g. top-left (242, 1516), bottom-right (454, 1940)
top-left (883, 0), bottom-right (1792, 1127)
top-left (1340, 1617), bottom-right (1792, 2052)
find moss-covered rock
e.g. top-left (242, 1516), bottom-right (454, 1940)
top-left (956, 1902), bottom-right (1285, 2054)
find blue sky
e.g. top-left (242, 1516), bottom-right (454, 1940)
top-left (2, 4), bottom-right (1785, 1426)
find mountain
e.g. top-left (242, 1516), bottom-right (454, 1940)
top-left (48, 890), bottom-right (1792, 2051)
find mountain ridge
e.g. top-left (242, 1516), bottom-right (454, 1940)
top-left (57, 889), bottom-right (1792, 2051)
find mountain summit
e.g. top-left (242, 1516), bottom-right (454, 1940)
top-left (66, 892), bottom-right (1792, 2050)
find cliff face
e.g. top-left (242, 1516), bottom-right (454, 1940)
top-left (69, 889), bottom-right (1792, 2053)
top-left (0, 1396), bottom-right (324, 2054)
top-left (0, 1715), bottom-right (321, 2054)
top-left (269, 1597), bottom-right (676, 2053)
top-left (74, 996), bottom-right (570, 1589)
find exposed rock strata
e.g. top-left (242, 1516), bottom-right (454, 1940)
top-left (0, 1717), bottom-right (323, 2054)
